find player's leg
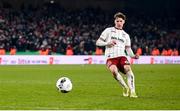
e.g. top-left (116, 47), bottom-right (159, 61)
top-left (108, 65), bottom-right (129, 97)
top-left (124, 65), bottom-right (138, 98)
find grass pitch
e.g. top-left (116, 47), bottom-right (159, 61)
top-left (0, 64), bottom-right (180, 110)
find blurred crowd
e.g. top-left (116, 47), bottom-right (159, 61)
top-left (0, 4), bottom-right (179, 55)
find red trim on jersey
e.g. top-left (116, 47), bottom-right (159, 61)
top-left (114, 27), bottom-right (123, 30)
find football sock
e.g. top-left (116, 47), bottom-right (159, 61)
top-left (115, 72), bottom-right (128, 89)
top-left (126, 70), bottom-right (136, 93)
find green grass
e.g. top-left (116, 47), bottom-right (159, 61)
top-left (0, 64), bottom-right (180, 110)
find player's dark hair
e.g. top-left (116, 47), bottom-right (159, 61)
top-left (114, 12), bottom-right (126, 20)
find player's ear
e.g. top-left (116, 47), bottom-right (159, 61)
top-left (123, 19), bottom-right (125, 24)
top-left (114, 19), bottom-right (116, 24)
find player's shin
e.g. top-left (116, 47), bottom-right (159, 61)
top-left (126, 70), bottom-right (135, 92)
top-left (110, 65), bottom-right (128, 89)
top-left (113, 72), bottom-right (127, 88)
top-left (126, 70), bottom-right (138, 98)
top-left (114, 72), bottom-right (129, 97)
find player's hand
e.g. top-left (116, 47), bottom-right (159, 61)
top-left (107, 40), bottom-right (116, 47)
top-left (133, 54), bottom-right (139, 59)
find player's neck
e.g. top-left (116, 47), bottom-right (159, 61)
top-left (114, 27), bottom-right (123, 30)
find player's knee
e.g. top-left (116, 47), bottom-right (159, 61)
top-left (110, 68), bottom-right (116, 76)
top-left (109, 65), bottom-right (117, 76)
top-left (124, 65), bottom-right (131, 73)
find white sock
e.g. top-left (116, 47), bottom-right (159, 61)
top-left (115, 72), bottom-right (128, 89)
top-left (127, 70), bottom-right (136, 93)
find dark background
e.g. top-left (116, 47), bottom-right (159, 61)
top-left (0, 0), bottom-right (179, 15)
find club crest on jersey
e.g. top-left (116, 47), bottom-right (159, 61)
top-left (122, 33), bottom-right (126, 38)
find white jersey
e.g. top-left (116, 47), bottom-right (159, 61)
top-left (100, 27), bottom-right (131, 59)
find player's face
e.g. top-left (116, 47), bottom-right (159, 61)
top-left (114, 17), bottom-right (125, 29)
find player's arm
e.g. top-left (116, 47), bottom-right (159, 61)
top-left (125, 46), bottom-right (139, 59)
top-left (125, 34), bottom-right (139, 59)
top-left (96, 28), bottom-right (116, 47)
top-left (96, 38), bottom-right (116, 47)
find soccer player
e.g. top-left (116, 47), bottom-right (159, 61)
top-left (96, 12), bottom-right (139, 98)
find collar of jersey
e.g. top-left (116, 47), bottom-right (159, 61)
top-left (114, 27), bottom-right (123, 30)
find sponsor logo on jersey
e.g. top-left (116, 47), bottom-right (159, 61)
top-left (111, 36), bottom-right (124, 43)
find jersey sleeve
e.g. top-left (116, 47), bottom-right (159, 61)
top-left (125, 34), bottom-right (131, 46)
top-left (99, 28), bottom-right (109, 41)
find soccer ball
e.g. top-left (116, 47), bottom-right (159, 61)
top-left (56, 77), bottom-right (73, 93)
